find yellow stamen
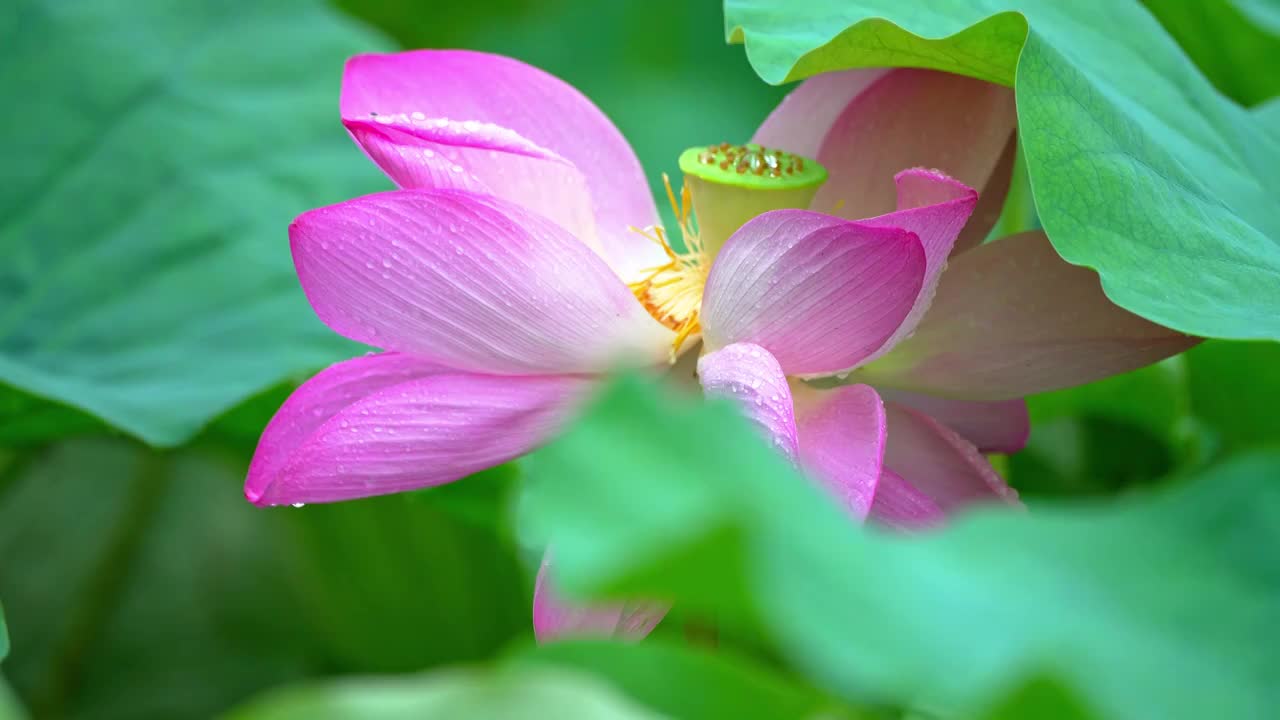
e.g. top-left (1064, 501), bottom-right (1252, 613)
top-left (627, 174), bottom-right (708, 361)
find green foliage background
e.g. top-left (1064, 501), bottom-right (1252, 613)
top-left (0, 1), bottom-right (1276, 718)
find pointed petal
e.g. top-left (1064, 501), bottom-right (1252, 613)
top-left (752, 68), bottom-right (889, 158)
top-left (808, 69), bottom-right (1016, 223)
top-left (857, 169), bottom-right (979, 362)
top-left (344, 115), bottom-right (602, 258)
top-left (249, 373), bottom-right (591, 506)
top-left (291, 189), bottom-right (671, 375)
top-left (700, 209), bottom-right (925, 377)
top-left (883, 403), bottom-right (1021, 514)
top-left (533, 554), bottom-right (666, 642)
top-left (793, 383), bottom-right (887, 520)
top-left (877, 389), bottom-right (1029, 454)
top-left (868, 468), bottom-right (946, 530)
top-left (861, 230), bottom-right (1201, 399)
top-left (342, 50), bottom-right (663, 279)
top-left (697, 342), bottom-right (799, 462)
top-left (245, 352), bottom-right (450, 504)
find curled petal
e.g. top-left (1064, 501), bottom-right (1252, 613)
top-left (859, 230), bottom-right (1201, 399)
top-left (533, 555), bottom-right (666, 642)
top-left (248, 372), bottom-right (592, 507)
top-left (342, 50), bottom-right (663, 278)
top-left (806, 68), bottom-right (1016, 225)
top-left (700, 210), bottom-right (925, 377)
top-left (792, 383), bottom-right (887, 520)
top-left (858, 169), bottom-right (979, 362)
top-left (877, 389), bottom-right (1029, 454)
top-left (345, 115), bottom-right (601, 256)
top-left (697, 342), bottom-right (799, 462)
top-left (291, 190), bottom-right (671, 375)
top-left (883, 403), bottom-right (1021, 514)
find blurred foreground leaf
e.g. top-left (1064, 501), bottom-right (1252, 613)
top-left (0, 0), bottom-right (390, 445)
top-left (511, 639), bottom-right (859, 719)
top-left (222, 666), bottom-right (660, 720)
top-left (522, 377), bottom-right (1279, 719)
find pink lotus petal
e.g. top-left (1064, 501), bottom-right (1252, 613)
top-left (245, 352), bottom-right (450, 504)
top-left (868, 468), bottom-right (946, 531)
top-left (752, 68), bottom-right (889, 158)
top-left (345, 115), bottom-right (601, 256)
top-left (861, 230), bottom-right (1201, 399)
top-left (700, 210), bottom-right (925, 377)
top-left (877, 389), bottom-right (1029, 454)
top-left (342, 50), bottom-right (664, 279)
top-left (954, 135), bottom-right (1017, 255)
top-left (858, 169), bottom-right (978, 362)
top-left (533, 555), bottom-right (666, 642)
top-left (291, 189), bottom-right (671, 375)
top-left (883, 403), bottom-right (1021, 514)
top-left (792, 383), bottom-right (887, 520)
top-left (807, 69), bottom-right (1016, 225)
top-left (697, 342), bottom-right (799, 462)
top-left (249, 372), bottom-right (592, 507)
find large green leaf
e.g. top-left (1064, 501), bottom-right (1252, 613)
top-left (724, 1), bottom-right (1280, 341)
top-left (0, 0), bottom-right (390, 446)
top-left (521, 377), bottom-right (1279, 719)
top-left (0, 439), bottom-right (528, 719)
top-left (222, 666), bottom-right (661, 720)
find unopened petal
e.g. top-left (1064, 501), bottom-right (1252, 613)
top-left (807, 69), bottom-right (1015, 227)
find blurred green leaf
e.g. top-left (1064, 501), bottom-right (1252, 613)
top-left (0, 439), bottom-right (528, 719)
top-left (0, 677), bottom-right (27, 720)
top-left (222, 666), bottom-right (661, 720)
top-left (0, 441), bottom-right (315, 720)
top-left (1009, 360), bottom-right (1194, 497)
top-left (978, 675), bottom-right (1098, 720)
top-left (1185, 341), bottom-right (1280, 453)
top-left (0, 600), bottom-right (8, 662)
top-left (725, 1), bottom-right (1280, 341)
top-left (510, 639), bottom-right (863, 719)
top-left (0, 387), bottom-right (107, 447)
top-left (278, 490), bottom-right (528, 673)
top-left (522, 376), bottom-right (1279, 719)
top-left (1143, 0), bottom-right (1280, 106)
top-left (0, 0), bottom-right (390, 446)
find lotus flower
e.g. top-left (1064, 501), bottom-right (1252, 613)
top-left (242, 50), bottom-right (1197, 639)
